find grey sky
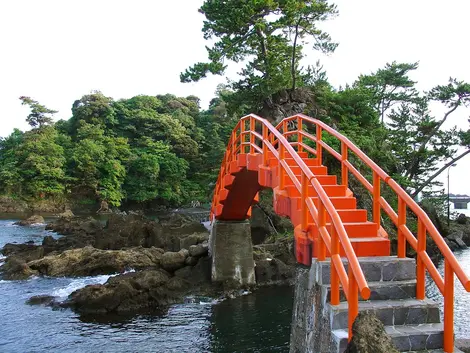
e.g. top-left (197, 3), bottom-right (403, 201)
top-left (0, 0), bottom-right (468, 194)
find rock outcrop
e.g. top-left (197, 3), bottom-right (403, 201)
top-left (27, 246), bottom-right (164, 277)
top-left (1, 256), bottom-right (38, 280)
top-left (44, 213), bottom-right (209, 252)
top-left (14, 215), bottom-right (45, 226)
top-left (63, 256), bottom-right (213, 315)
top-left (258, 87), bottom-right (319, 124)
top-left (344, 312), bottom-right (399, 353)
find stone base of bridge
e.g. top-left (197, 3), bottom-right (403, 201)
top-left (209, 220), bottom-right (256, 288)
top-left (290, 257), bottom-right (451, 353)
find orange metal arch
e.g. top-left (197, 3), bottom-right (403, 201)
top-left (210, 113), bottom-right (470, 351)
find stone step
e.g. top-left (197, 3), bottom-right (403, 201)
top-left (328, 298), bottom-right (440, 330)
top-left (314, 256), bottom-right (416, 285)
top-left (332, 323), bottom-right (445, 352)
top-left (321, 279), bottom-right (417, 303)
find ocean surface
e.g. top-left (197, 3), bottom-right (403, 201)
top-left (0, 217), bottom-right (292, 353)
top-left (0, 216), bottom-right (469, 353)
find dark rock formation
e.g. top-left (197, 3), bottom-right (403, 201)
top-left (1, 256), bottom-right (38, 280)
top-left (258, 88), bottom-right (319, 124)
top-left (174, 256), bottom-right (211, 284)
top-left (27, 246), bottom-right (164, 277)
top-left (44, 213), bottom-right (209, 253)
top-left (457, 213), bottom-right (468, 225)
top-left (2, 243), bottom-right (44, 262)
top-left (254, 258), bottom-right (294, 285)
top-left (188, 242), bottom-right (208, 257)
top-left (252, 237), bottom-right (296, 286)
top-left (26, 295), bottom-right (56, 306)
top-left (160, 249), bottom-right (188, 272)
top-left (446, 230), bottom-right (468, 250)
top-left (344, 312), bottom-right (399, 353)
top-left (58, 209), bottom-right (74, 219)
top-left (63, 264), bottom-right (213, 315)
top-left (14, 215), bottom-right (45, 226)
top-left (64, 270), bottom-right (174, 314)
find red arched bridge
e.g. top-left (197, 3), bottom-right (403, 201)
top-left (209, 114), bottom-right (470, 353)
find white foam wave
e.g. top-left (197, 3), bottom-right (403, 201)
top-left (51, 269), bottom-right (135, 299)
top-left (2, 221), bottom-right (18, 227)
top-left (52, 274), bottom-right (112, 298)
top-left (0, 254), bottom-right (6, 261)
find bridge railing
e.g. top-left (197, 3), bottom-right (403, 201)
top-left (276, 113), bottom-right (470, 352)
top-left (211, 113), bottom-right (371, 340)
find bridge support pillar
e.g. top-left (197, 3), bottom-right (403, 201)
top-left (209, 220), bottom-right (255, 287)
top-left (289, 261), bottom-right (335, 353)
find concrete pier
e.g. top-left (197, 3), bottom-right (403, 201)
top-left (209, 220), bottom-right (255, 287)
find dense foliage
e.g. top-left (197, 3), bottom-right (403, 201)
top-left (0, 92), bottom-right (237, 207)
top-left (1, 0), bottom-right (469, 211)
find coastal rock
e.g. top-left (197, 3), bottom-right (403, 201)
top-left (26, 295), bottom-right (56, 306)
top-left (1, 256), bottom-right (38, 280)
top-left (46, 216), bottom-right (102, 235)
top-left (174, 256), bottom-right (211, 284)
top-left (457, 214), bottom-right (468, 225)
top-left (14, 215), bottom-right (45, 226)
top-left (254, 258), bottom-right (295, 285)
top-left (447, 230), bottom-right (468, 249)
top-left (344, 312), bottom-right (399, 353)
top-left (1, 243), bottom-right (44, 262)
top-left (188, 242), bottom-right (208, 257)
top-left (160, 250), bottom-right (188, 272)
top-left (185, 256), bottom-right (198, 266)
top-left (43, 213), bottom-right (210, 253)
top-left (159, 213), bottom-right (208, 236)
top-left (64, 270), bottom-right (188, 314)
top-left (179, 232), bottom-right (209, 251)
top-left (27, 246), bottom-right (163, 277)
top-left (58, 209), bottom-right (75, 219)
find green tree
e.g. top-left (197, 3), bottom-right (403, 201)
top-left (15, 126), bottom-right (66, 197)
top-left (355, 61), bottom-right (419, 123)
top-left (181, 0), bottom-right (338, 108)
top-left (70, 122), bottom-right (130, 206)
top-left (0, 129), bottom-right (24, 195)
top-left (19, 96), bottom-right (57, 128)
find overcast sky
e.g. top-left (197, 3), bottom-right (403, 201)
top-left (0, 0), bottom-right (469, 194)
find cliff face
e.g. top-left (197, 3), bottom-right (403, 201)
top-left (257, 88), bottom-right (322, 124)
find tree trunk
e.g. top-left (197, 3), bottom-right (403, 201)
top-left (405, 102), bottom-right (461, 179)
top-left (411, 148), bottom-right (470, 198)
top-left (291, 21), bottom-right (300, 91)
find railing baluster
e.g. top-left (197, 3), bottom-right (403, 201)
top-left (416, 219), bottom-right (426, 299)
top-left (330, 227), bottom-right (340, 305)
top-left (298, 116), bottom-right (303, 153)
top-left (301, 172), bottom-right (308, 231)
top-left (262, 124), bottom-right (268, 166)
top-left (318, 202), bottom-right (326, 261)
top-left (397, 197), bottom-right (406, 258)
top-left (341, 142), bottom-right (348, 188)
top-left (240, 118), bottom-right (246, 154)
top-left (279, 144), bottom-right (285, 190)
top-left (444, 258), bottom-right (454, 353)
top-left (348, 269), bottom-right (358, 340)
top-left (316, 125), bottom-right (323, 165)
top-left (373, 171), bottom-right (381, 227)
top-left (250, 117), bottom-right (255, 154)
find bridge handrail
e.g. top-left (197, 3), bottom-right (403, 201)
top-left (211, 113), bottom-right (371, 340)
top-left (277, 113), bottom-right (470, 352)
